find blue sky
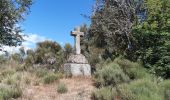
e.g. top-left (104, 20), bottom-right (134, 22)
top-left (20, 0), bottom-right (94, 48)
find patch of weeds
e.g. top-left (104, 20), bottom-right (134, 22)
top-left (43, 73), bottom-right (58, 84)
top-left (1, 69), bottom-right (15, 77)
top-left (24, 76), bottom-right (31, 85)
top-left (0, 85), bottom-right (22, 100)
top-left (2, 76), bottom-right (16, 85)
top-left (57, 83), bottom-right (68, 94)
top-left (15, 65), bottom-right (25, 72)
top-left (35, 69), bottom-right (48, 78)
top-left (33, 80), bottom-right (40, 86)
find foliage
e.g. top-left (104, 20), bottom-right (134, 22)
top-left (1, 69), bottom-right (15, 77)
top-left (94, 62), bottom-right (130, 87)
top-left (116, 79), bottom-right (162, 100)
top-left (114, 57), bottom-right (151, 80)
top-left (130, 0), bottom-right (170, 78)
top-left (0, 55), bottom-right (7, 64)
top-left (19, 47), bottom-right (26, 62)
top-left (0, 0), bottom-right (32, 46)
top-left (81, 0), bottom-right (170, 78)
top-left (35, 68), bottom-right (48, 78)
top-left (64, 43), bottom-right (73, 60)
top-left (92, 58), bottom-right (166, 100)
top-left (84, 0), bottom-right (135, 59)
top-left (91, 87), bottom-right (116, 100)
top-left (25, 41), bottom-right (64, 71)
top-left (92, 57), bottom-right (165, 100)
top-left (57, 83), bottom-right (68, 94)
top-left (25, 49), bottom-right (35, 66)
top-left (0, 85), bottom-right (22, 100)
top-left (11, 53), bottom-right (21, 62)
top-left (43, 73), bottom-right (59, 84)
top-left (159, 80), bottom-right (170, 100)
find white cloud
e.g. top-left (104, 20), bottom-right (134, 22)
top-left (0, 33), bottom-right (51, 55)
top-left (24, 34), bottom-right (47, 44)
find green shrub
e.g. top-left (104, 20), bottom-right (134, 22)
top-left (1, 69), bottom-right (15, 77)
top-left (116, 84), bottom-right (135, 100)
top-left (43, 73), bottom-right (58, 84)
top-left (0, 85), bottom-right (22, 100)
top-left (0, 76), bottom-right (3, 83)
top-left (130, 79), bottom-right (162, 100)
top-left (33, 80), bottom-right (40, 86)
top-left (115, 58), bottom-right (151, 80)
top-left (116, 79), bottom-right (163, 100)
top-left (35, 68), bottom-right (48, 78)
top-left (91, 87), bottom-right (116, 100)
top-left (2, 76), bottom-right (17, 85)
top-left (57, 83), bottom-right (68, 94)
top-left (94, 62), bottom-right (130, 87)
top-left (15, 65), bottom-right (25, 72)
top-left (24, 77), bottom-right (31, 85)
top-left (159, 80), bottom-right (170, 100)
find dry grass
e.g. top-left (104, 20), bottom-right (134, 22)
top-left (20, 77), bottom-right (95, 100)
top-left (0, 61), bottom-right (95, 100)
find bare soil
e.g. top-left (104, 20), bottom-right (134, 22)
top-left (19, 77), bottom-right (94, 100)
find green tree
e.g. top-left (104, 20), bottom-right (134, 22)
top-left (19, 47), bottom-right (25, 62)
top-left (64, 43), bottom-right (73, 59)
top-left (25, 41), bottom-right (64, 70)
top-left (25, 49), bottom-right (35, 66)
top-left (131, 0), bottom-right (170, 78)
top-left (0, 0), bottom-right (32, 46)
top-left (81, 0), bottom-right (136, 62)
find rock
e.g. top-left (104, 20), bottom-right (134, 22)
top-left (64, 63), bottom-right (91, 76)
top-left (67, 54), bottom-right (88, 64)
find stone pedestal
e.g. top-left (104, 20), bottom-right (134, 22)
top-left (64, 54), bottom-right (91, 76)
top-left (64, 63), bottom-right (91, 76)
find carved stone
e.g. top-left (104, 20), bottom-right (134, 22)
top-left (64, 27), bottom-right (91, 76)
top-left (67, 54), bottom-right (88, 64)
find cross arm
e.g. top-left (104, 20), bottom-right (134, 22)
top-left (71, 31), bottom-right (84, 37)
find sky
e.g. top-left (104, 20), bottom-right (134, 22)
top-left (1, 0), bottom-right (94, 54)
top-left (22, 0), bottom-right (94, 47)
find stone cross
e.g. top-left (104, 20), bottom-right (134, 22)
top-left (71, 27), bottom-right (84, 54)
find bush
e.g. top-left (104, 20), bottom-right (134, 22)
top-left (1, 69), bottom-right (15, 77)
top-left (115, 58), bottom-right (151, 80)
top-left (24, 76), bottom-right (31, 85)
top-left (57, 83), bottom-right (68, 94)
top-left (2, 76), bottom-right (17, 85)
top-left (94, 62), bottom-right (130, 87)
top-left (115, 79), bottom-right (163, 100)
top-left (116, 84), bottom-right (135, 100)
top-left (43, 73), bottom-right (58, 84)
top-left (130, 79), bottom-right (162, 100)
top-left (0, 85), bottom-right (22, 100)
top-left (15, 65), bottom-right (25, 72)
top-left (91, 87), bottom-right (116, 100)
top-left (35, 68), bottom-right (48, 78)
top-left (159, 80), bottom-right (170, 100)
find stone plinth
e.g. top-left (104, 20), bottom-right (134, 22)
top-left (64, 54), bottom-right (91, 76)
top-left (64, 63), bottom-right (91, 76)
top-left (67, 54), bottom-right (88, 63)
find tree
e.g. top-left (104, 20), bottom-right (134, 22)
top-left (0, 0), bottom-right (32, 46)
top-left (25, 41), bottom-right (64, 70)
top-left (131, 0), bottom-right (170, 78)
top-left (19, 47), bottom-right (25, 62)
top-left (89, 0), bottom-right (136, 59)
top-left (64, 43), bottom-right (73, 59)
top-left (81, 0), bottom-right (136, 67)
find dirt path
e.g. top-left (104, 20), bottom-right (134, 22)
top-left (20, 77), bottom-right (94, 100)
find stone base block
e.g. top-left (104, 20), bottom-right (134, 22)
top-left (64, 63), bottom-right (91, 76)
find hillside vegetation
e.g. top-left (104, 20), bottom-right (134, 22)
top-left (0, 0), bottom-right (170, 100)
